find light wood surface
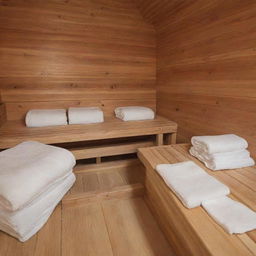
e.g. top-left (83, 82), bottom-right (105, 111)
top-left (0, 0), bottom-right (156, 121)
top-left (62, 202), bottom-right (113, 256)
top-left (0, 197), bottom-right (175, 256)
top-left (70, 140), bottom-right (154, 160)
top-left (102, 197), bottom-right (174, 256)
top-left (0, 116), bottom-right (177, 149)
top-left (135, 0), bottom-right (256, 157)
top-left (138, 144), bottom-right (256, 256)
top-left (0, 103), bottom-right (6, 127)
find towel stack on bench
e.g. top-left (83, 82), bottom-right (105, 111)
top-left (156, 161), bottom-right (256, 234)
top-left (189, 134), bottom-right (255, 170)
top-left (0, 141), bottom-right (76, 242)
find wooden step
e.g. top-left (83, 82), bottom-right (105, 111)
top-left (74, 158), bottom-right (142, 174)
top-left (70, 140), bottom-right (154, 160)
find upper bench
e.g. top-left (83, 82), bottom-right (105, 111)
top-left (0, 116), bottom-right (177, 149)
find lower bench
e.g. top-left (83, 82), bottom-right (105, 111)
top-left (138, 144), bottom-right (256, 256)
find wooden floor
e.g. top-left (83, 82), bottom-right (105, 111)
top-left (0, 159), bottom-right (175, 256)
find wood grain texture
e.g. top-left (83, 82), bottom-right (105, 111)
top-left (135, 0), bottom-right (256, 157)
top-left (0, 0), bottom-right (156, 120)
top-left (102, 197), bottom-right (174, 256)
top-left (138, 144), bottom-right (256, 256)
top-left (0, 103), bottom-right (6, 126)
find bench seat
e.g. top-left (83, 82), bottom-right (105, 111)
top-left (0, 116), bottom-right (177, 153)
top-left (138, 144), bottom-right (256, 256)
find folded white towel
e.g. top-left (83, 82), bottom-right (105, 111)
top-left (189, 147), bottom-right (255, 171)
top-left (115, 106), bottom-right (155, 121)
top-left (156, 161), bottom-right (230, 208)
top-left (0, 204), bottom-right (56, 242)
top-left (191, 134), bottom-right (248, 154)
top-left (68, 107), bottom-right (104, 125)
top-left (202, 196), bottom-right (256, 234)
top-left (0, 141), bottom-right (76, 211)
top-left (0, 173), bottom-right (75, 240)
top-left (25, 109), bottom-right (68, 127)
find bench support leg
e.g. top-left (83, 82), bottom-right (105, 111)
top-left (96, 157), bottom-right (101, 164)
top-left (156, 134), bottom-right (164, 146)
top-left (166, 132), bottom-right (177, 144)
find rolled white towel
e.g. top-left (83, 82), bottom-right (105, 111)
top-left (202, 196), bottom-right (256, 234)
top-left (191, 134), bottom-right (248, 154)
top-left (0, 173), bottom-right (75, 242)
top-left (25, 109), bottom-right (67, 127)
top-left (115, 106), bottom-right (155, 121)
top-left (68, 107), bottom-right (104, 125)
top-left (0, 141), bottom-right (76, 211)
top-left (156, 161), bottom-right (230, 208)
top-left (189, 147), bottom-right (255, 171)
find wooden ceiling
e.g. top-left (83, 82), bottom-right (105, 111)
top-left (134, 0), bottom-right (191, 27)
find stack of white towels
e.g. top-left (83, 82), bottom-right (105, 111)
top-left (0, 141), bottom-right (76, 242)
top-left (189, 134), bottom-right (255, 171)
top-left (156, 161), bottom-right (256, 234)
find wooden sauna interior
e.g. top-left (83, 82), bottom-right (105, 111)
top-left (0, 0), bottom-right (256, 255)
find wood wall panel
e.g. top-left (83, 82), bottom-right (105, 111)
top-left (136, 0), bottom-right (256, 156)
top-left (0, 0), bottom-right (156, 120)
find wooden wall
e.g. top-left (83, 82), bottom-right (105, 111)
top-left (0, 0), bottom-right (156, 121)
top-left (136, 0), bottom-right (256, 155)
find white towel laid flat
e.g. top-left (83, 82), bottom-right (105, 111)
top-left (68, 107), bottom-right (104, 125)
top-left (191, 134), bottom-right (248, 154)
top-left (25, 109), bottom-right (68, 127)
top-left (0, 173), bottom-right (75, 239)
top-left (202, 196), bottom-right (256, 234)
top-left (0, 141), bottom-right (76, 211)
top-left (189, 147), bottom-right (255, 171)
top-left (156, 161), bottom-right (230, 208)
top-left (115, 106), bottom-right (155, 121)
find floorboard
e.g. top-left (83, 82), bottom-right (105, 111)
top-left (102, 197), bottom-right (174, 256)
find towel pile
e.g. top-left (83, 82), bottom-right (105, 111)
top-left (189, 134), bottom-right (255, 170)
top-left (156, 161), bottom-right (256, 234)
top-left (0, 141), bottom-right (76, 242)
top-left (115, 106), bottom-right (155, 121)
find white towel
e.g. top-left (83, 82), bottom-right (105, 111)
top-left (25, 109), bottom-right (68, 127)
top-left (202, 196), bottom-right (256, 234)
top-left (0, 173), bottom-right (75, 240)
top-left (0, 204), bottom-right (56, 242)
top-left (68, 107), bottom-right (104, 125)
top-left (115, 106), bottom-right (155, 121)
top-left (189, 147), bottom-right (255, 171)
top-left (191, 134), bottom-right (248, 154)
top-left (0, 141), bottom-right (76, 211)
top-left (156, 161), bottom-right (230, 208)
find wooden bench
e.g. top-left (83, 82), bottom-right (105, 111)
top-left (138, 144), bottom-right (256, 256)
top-left (0, 115), bottom-right (177, 162)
